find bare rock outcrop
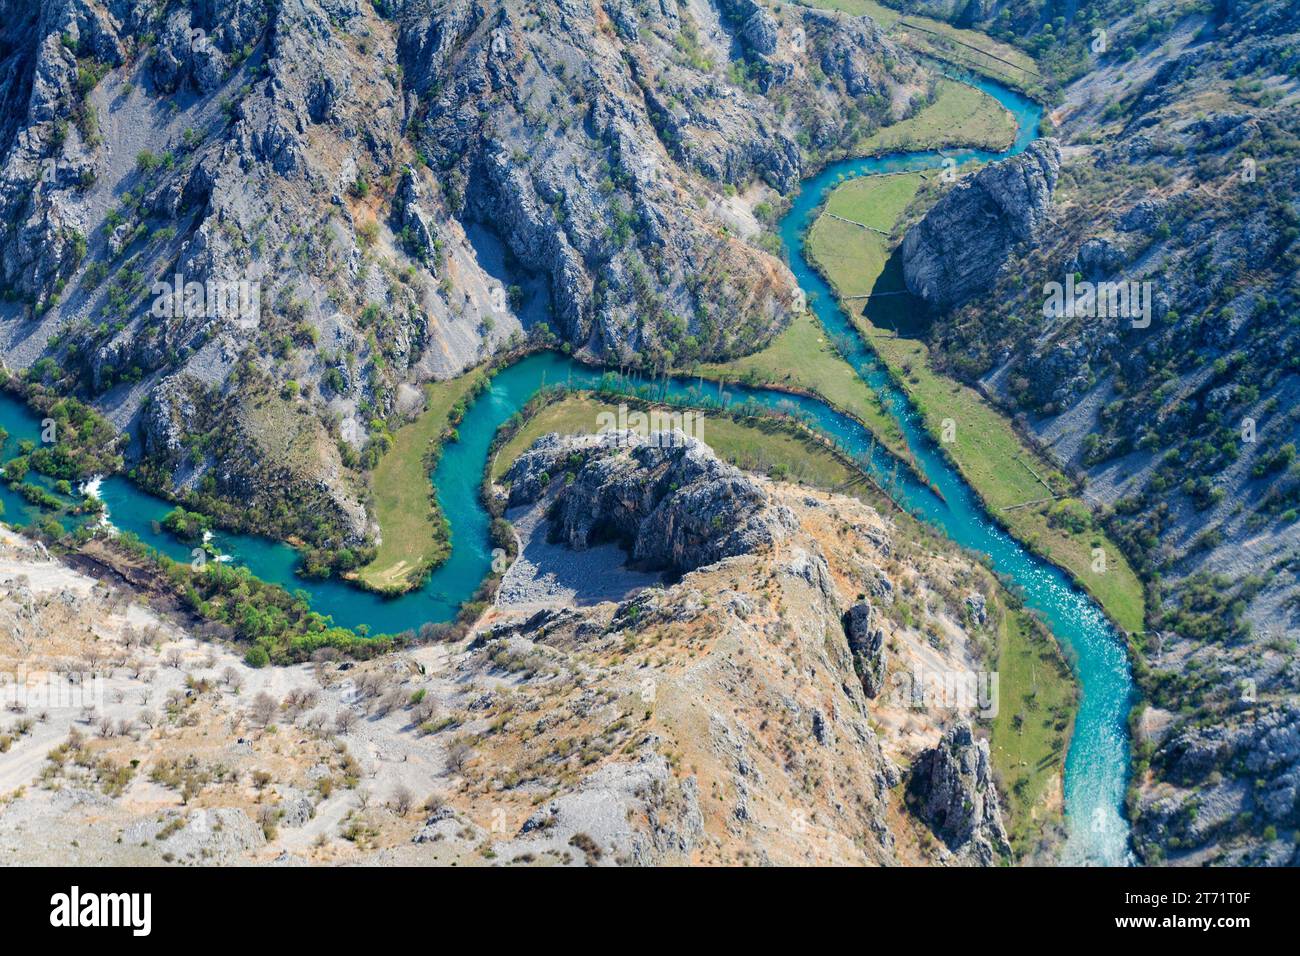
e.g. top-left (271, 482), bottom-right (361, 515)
top-left (504, 430), bottom-right (794, 574)
top-left (908, 720), bottom-right (1010, 866)
top-left (843, 600), bottom-right (886, 698)
top-left (901, 139), bottom-right (1061, 312)
top-left (1134, 703), bottom-right (1300, 863)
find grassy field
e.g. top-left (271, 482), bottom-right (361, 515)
top-left (491, 393), bottom-right (869, 491)
top-left (807, 174), bottom-right (1147, 634)
top-left (989, 608), bottom-right (1076, 857)
top-left (695, 310), bottom-right (913, 467)
top-left (806, 216), bottom-right (897, 297)
top-left (797, 0), bottom-right (1043, 96)
top-left (824, 171), bottom-right (923, 232)
top-left (799, 0), bottom-right (903, 24)
top-left (355, 371), bottom-right (484, 593)
top-left (857, 79), bottom-right (1016, 155)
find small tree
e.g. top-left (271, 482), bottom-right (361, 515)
top-left (249, 692), bottom-right (277, 728)
top-left (412, 696), bottom-right (438, 724)
top-left (445, 739), bottom-right (473, 775)
top-left (257, 803), bottom-right (279, 840)
top-left (422, 792), bottom-right (446, 814)
top-left (373, 689), bottom-right (404, 717)
top-left (390, 785), bottom-right (414, 816)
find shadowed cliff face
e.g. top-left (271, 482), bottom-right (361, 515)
top-left (907, 720), bottom-right (1010, 866)
top-left (396, 0), bottom-right (926, 364)
top-left (504, 430), bottom-right (792, 573)
top-left (0, 0), bottom-right (927, 553)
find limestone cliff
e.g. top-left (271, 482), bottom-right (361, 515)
top-left (907, 720), bottom-right (1010, 866)
top-left (901, 138), bottom-right (1061, 312)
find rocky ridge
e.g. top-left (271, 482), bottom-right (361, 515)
top-left (503, 429), bottom-right (796, 574)
top-left (488, 430), bottom-right (1029, 863)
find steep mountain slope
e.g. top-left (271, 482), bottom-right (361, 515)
top-left (0, 0), bottom-right (934, 568)
top-left (0, 435), bottom-right (1042, 865)
top-left (885, 0), bottom-right (1300, 863)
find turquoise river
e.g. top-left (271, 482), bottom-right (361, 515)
top-left (0, 71), bottom-right (1133, 864)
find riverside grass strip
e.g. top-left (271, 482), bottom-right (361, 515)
top-left (806, 173), bottom-right (1146, 635)
top-left (855, 78), bottom-right (1018, 156)
top-left (354, 370), bottom-right (487, 594)
top-left (695, 310), bottom-right (916, 471)
top-left (795, 0), bottom-right (1043, 97)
